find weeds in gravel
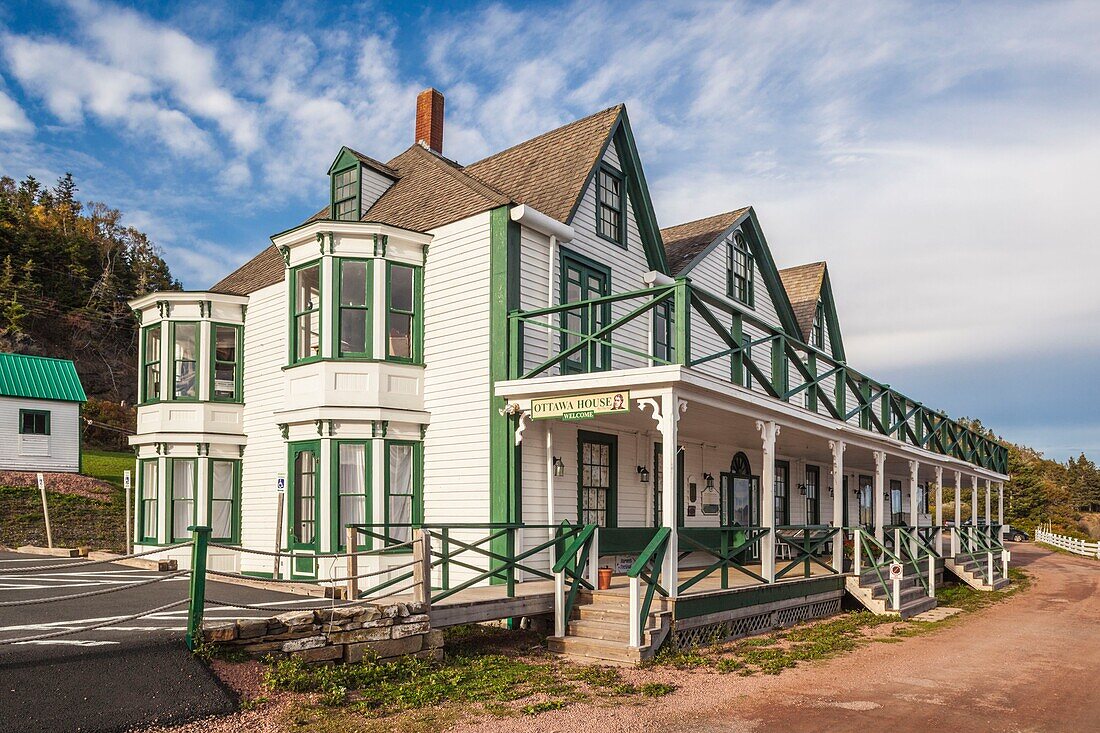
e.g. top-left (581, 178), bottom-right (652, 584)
top-left (264, 623), bottom-right (677, 724)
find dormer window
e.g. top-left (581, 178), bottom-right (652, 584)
top-left (727, 232), bottom-right (754, 306)
top-left (811, 300), bottom-right (825, 348)
top-left (596, 166), bottom-right (625, 246)
top-left (332, 166), bottom-right (359, 221)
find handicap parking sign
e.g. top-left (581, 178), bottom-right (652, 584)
top-left (276, 474), bottom-right (286, 493)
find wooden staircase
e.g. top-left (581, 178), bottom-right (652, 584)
top-left (945, 551), bottom-right (1010, 591)
top-left (547, 589), bottom-right (672, 665)
top-left (844, 559), bottom-right (942, 619)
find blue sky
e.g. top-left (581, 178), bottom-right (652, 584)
top-left (1, 0), bottom-right (1098, 460)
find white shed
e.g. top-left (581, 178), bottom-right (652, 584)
top-left (0, 353), bottom-right (87, 473)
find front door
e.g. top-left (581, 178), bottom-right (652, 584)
top-left (288, 441), bottom-right (321, 578)
top-left (578, 431), bottom-right (617, 527)
top-left (561, 252), bottom-right (611, 374)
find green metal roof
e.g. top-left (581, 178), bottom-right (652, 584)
top-left (0, 353), bottom-right (87, 403)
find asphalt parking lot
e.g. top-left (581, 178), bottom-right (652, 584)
top-left (0, 549), bottom-right (345, 733)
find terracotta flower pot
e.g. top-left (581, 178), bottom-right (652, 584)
top-left (598, 567), bottom-right (613, 590)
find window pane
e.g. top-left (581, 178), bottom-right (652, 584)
top-left (339, 444), bottom-right (365, 495)
top-left (389, 496), bottom-right (412, 542)
top-left (389, 444), bottom-right (413, 493)
top-left (387, 444), bottom-right (414, 543)
top-left (390, 266), bottom-right (413, 311)
top-left (341, 496), bottom-right (366, 529)
top-left (296, 265), bottom-right (320, 313)
top-left (212, 500), bottom-right (232, 539)
top-left (142, 462), bottom-right (158, 500)
top-left (297, 312), bottom-right (319, 360)
top-left (212, 461), bottom-right (234, 500)
top-left (341, 262), bottom-right (368, 307)
top-left (173, 324), bottom-right (197, 399)
top-left (146, 328), bottom-right (160, 360)
top-left (388, 313), bottom-right (411, 357)
top-left (173, 461), bottom-right (195, 500)
top-left (341, 309), bottom-right (368, 354)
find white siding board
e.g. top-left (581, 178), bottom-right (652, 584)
top-left (0, 397), bottom-right (80, 472)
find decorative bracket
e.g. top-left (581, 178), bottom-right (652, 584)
top-left (317, 231), bottom-right (334, 255)
top-left (498, 402), bottom-right (529, 445)
top-left (908, 459), bottom-right (919, 482)
top-left (373, 233), bottom-right (388, 257)
top-left (637, 397), bottom-right (686, 436)
top-left (279, 246), bottom-right (291, 267)
top-left (278, 423), bottom-right (289, 440)
top-left (754, 420), bottom-right (780, 445)
top-left (133, 309), bottom-right (142, 325)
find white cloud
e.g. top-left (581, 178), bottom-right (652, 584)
top-left (0, 88), bottom-right (32, 134)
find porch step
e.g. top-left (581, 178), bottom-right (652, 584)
top-left (944, 555), bottom-right (1009, 592)
top-left (547, 635), bottom-right (650, 666)
top-left (566, 618), bottom-right (664, 645)
top-left (844, 576), bottom-right (938, 619)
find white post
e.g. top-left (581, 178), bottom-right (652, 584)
top-left (546, 426), bottom-right (556, 546)
top-left (953, 470), bottom-right (962, 557)
top-left (628, 576), bottom-right (641, 648)
top-left (854, 530), bottom-right (863, 576)
top-left (908, 460), bottom-right (919, 557)
top-left (830, 440), bottom-right (846, 571)
top-left (124, 467), bottom-right (133, 555)
top-left (873, 451), bottom-right (886, 544)
top-left (346, 527), bottom-right (359, 600)
top-left (758, 420), bottom-right (780, 583)
top-left (934, 466), bottom-right (944, 556)
top-left (554, 569), bottom-right (566, 637)
top-left (970, 474), bottom-right (979, 526)
top-left (660, 392), bottom-right (682, 597)
top-left (36, 473), bottom-right (53, 549)
top-left (928, 550), bottom-right (936, 598)
top-left (413, 529), bottom-right (432, 611)
top-left (997, 481), bottom-right (1005, 541)
top-left (273, 492), bottom-right (285, 579)
top-left (985, 478), bottom-right (992, 529)
top-left (588, 526), bottom-right (600, 588)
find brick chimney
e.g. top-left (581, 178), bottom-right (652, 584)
top-left (415, 88), bottom-right (444, 154)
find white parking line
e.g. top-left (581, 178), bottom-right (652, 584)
top-left (13, 639), bottom-right (120, 647)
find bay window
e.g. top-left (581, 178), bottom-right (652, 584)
top-left (139, 459), bottom-right (158, 543)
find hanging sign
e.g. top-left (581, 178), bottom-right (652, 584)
top-left (530, 391), bottom-right (630, 422)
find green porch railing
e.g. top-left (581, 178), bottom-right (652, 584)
top-left (891, 526), bottom-right (938, 596)
top-left (552, 524), bottom-right (598, 638)
top-left (350, 523), bottom-right (589, 604)
top-left (774, 525), bottom-right (842, 580)
top-left (676, 526), bottom-right (771, 592)
top-left (627, 527), bottom-right (671, 648)
top-left (506, 278), bottom-right (1008, 474)
top-left (852, 527), bottom-right (901, 610)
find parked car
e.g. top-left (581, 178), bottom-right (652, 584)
top-left (1004, 526), bottom-right (1029, 543)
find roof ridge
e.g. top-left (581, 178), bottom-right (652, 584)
top-left (779, 260), bottom-right (827, 272)
top-left (468, 104), bottom-right (624, 169)
top-left (342, 145), bottom-right (400, 178)
top-left (400, 145), bottom-right (511, 207)
top-left (661, 207), bottom-right (750, 235)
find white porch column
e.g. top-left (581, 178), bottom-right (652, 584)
top-left (830, 440), bottom-right (846, 570)
top-left (758, 420), bottom-right (780, 583)
top-left (985, 479), bottom-right (992, 526)
top-left (545, 425), bottom-right (556, 544)
top-left (997, 481), bottom-right (1005, 539)
top-left (655, 392), bottom-right (685, 598)
top-left (873, 451), bottom-right (886, 544)
top-left (971, 474), bottom-right (979, 526)
top-left (908, 460), bottom-right (919, 528)
top-left (934, 466), bottom-right (944, 555)
top-left (953, 470), bottom-right (962, 556)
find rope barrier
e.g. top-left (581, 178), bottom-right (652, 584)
top-left (0, 599), bottom-right (189, 646)
top-left (0, 543), bottom-right (191, 575)
top-left (206, 541), bottom-right (413, 559)
top-left (204, 597), bottom-right (376, 613)
top-left (0, 571), bottom-right (189, 607)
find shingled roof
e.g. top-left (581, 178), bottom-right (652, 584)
top-left (212, 105), bottom-right (627, 294)
top-left (778, 262), bottom-right (826, 340)
top-left (660, 208), bottom-right (750, 275)
top-left (465, 105), bottom-right (623, 224)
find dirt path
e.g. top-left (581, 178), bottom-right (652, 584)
top-left (456, 543), bottom-right (1099, 733)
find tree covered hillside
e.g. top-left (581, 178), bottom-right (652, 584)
top-left (0, 173), bottom-right (179, 403)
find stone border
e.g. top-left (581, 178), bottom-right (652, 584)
top-left (203, 601), bottom-right (442, 665)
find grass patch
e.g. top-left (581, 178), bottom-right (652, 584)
top-left (653, 569), bottom-right (1032, 677)
top-left (0, 485), bottom-right (124, 550)
top-left (263, 623), bottom-right (678, 727)
top-left (81, 449), bottom-right (133, 487)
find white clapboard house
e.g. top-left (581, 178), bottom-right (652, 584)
top-left (0, 353), bottom-right (86, 473)
top-left (130, 89), bottom-right (1009, 659)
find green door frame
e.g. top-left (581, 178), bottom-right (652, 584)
top-left (577, 430), bottom-right (618, 527)
top-left (287, 440), bottom-right (322, 578)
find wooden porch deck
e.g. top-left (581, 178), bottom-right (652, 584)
top-left (402, 562), bottom-right (839, 627)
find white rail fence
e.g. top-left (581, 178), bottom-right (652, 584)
top-left (1035, 528), bottom-right (1100, 559)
